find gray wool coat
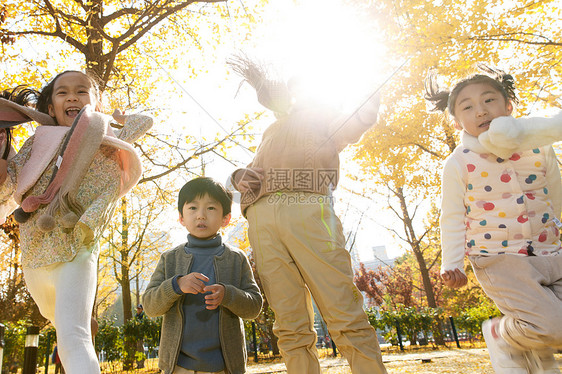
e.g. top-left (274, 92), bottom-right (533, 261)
top-left (142, 243), bottom-right (263, 374)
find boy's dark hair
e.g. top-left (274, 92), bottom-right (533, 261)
top-left (424, 64), bottom-right (518, 117)
top-left (178, 177), bottom-right (233, 216)
top-left (36, 70), bottom-right (102, 118)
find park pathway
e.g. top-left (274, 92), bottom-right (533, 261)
top-left (247, 348), bottom-right (493, 373)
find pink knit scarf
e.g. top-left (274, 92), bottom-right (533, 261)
top-left (12, 105), bottom-right (143, 231)
top-left (20, 107), bottom-right (105, 214)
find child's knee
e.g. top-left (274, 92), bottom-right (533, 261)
top-left (543, 324), bottom-right (562, 346)
top-left (55, 323), bottom-right (91, 346)
top-left (526, 318), bottom-right (562, 347)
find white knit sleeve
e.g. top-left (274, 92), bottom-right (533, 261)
top-left (479, 111), bottom-right (562, 158)
top-left (440, 154), bottom-right (467, 274)
top-left (545, 146), bottom-right (562, 219)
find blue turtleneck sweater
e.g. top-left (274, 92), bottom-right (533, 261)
top-left (173, 234), bottom-right (225, 372)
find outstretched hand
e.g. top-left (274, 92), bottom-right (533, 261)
top-left (441, 268), bottom-right (468, 288)
top-left (112, 109), bottom-right (128, 125)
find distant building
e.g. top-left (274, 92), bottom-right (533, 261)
top-left (351, 245), bottom-right (395, 273)
top-left (362, 245), bottom-right (395, 271)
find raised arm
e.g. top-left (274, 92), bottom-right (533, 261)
top-left (112, 110), bottom-right (154, 144)
top-left (328, 92), bottom-right (381, 151)
top-left (479, 111), bottom-right (562, 158)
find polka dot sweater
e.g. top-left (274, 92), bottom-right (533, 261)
top-left (440, 131), bottom-right (562, 273)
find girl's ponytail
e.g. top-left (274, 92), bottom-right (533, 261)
top-left (0, 127), bottom-right (11, 160)
top-left (424, 71), bottom-right (450, 113)
top-left (0, 85), bottom-right (38, 107)
top-left (227, 54), bottom-right (292, 117)
top-left (0, 86), bottom-right (39, 159)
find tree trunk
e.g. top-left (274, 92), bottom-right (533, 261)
top-left (396, 187), bottom-right (445, 345)
top-left (119, 198), bottom-right (135, 370)
top-left (84, 0), bottom-right (107, 86)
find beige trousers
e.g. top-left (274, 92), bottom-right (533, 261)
top-left (247, 192), bottom-right (387, 374)
top-left (470, 254), bottom-right (562, 351)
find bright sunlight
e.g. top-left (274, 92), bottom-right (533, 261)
top-left (252, 0), bottom-right (389, 110)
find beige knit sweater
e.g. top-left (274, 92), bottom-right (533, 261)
top-left (234, 100), bottom-right (379, 214)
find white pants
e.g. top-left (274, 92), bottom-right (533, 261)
top-left (24, 247), bottom-right (100, 374)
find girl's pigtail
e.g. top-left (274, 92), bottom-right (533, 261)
top-left (0, 86), bottom-right (38, 160)
top-left (423, 71), bottom-right (450, 113)
top-left (227, 54), bottom-right (292, 117)
top-left (477, 64), bottom-right (519, 105)
top-left (499, 73), bottom-right (518, 105)
top-left (1, 85), bottom-right (38, 106)
top-left (1, 128), bottom-right (11, 160)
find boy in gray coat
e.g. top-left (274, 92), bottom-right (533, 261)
top-left (143, 177), bottom-right (263, 374)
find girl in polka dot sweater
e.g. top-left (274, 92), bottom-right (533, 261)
top-left (426, 65), bottom-right (562, 374)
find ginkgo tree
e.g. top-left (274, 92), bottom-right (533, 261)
top-left (1, 0), bottom-right (237, 88)
top-left (0, 0), bottom-right (268, 335)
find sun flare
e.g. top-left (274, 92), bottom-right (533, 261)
top-left (254, 0), bottom-right (389, 110)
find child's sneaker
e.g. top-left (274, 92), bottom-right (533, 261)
top-left (482, 319), bottom-right (528, 373)
top-left (525, 349), bottom-right (561, 374)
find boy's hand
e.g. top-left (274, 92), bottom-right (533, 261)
top-left (441, 269), bottom-right (468, 288)
top-left (0, 159), bottom-right (8, 185)
top-left (203, 284), bottom-right (225, 310)
top-left (178, 273), bottom-right (209, 294)
top-left (233, 167), bottom-right (264, 193)
top-left (112, 109), bottom-right (128, 125)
